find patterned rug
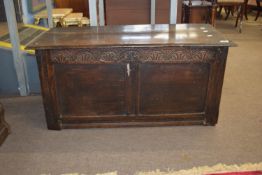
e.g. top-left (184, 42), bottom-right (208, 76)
top-left (134, 163), bottom-right (262, 175)
top-left (51, 162), bottom-right (262, 175)
top-left (207, 171), bottom-right (262, 175)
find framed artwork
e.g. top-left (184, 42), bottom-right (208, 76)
top-left (27, 0), bottom-right (49, 13)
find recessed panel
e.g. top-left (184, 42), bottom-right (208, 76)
top-left (139, 63), bottom-right (210, 114)
top-left (55, 64), bottom-right (127, 116)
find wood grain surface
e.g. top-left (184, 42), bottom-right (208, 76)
top-left (30, 24), bottom-right (230, 130)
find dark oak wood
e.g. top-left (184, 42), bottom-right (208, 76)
top-left (104, 0), bottom-right (182, 25)
top-left (27, 24), bottom-right (230, 49)
top-left (105, 0), bottom-right (150, 25)
top-left (139, 63), bottom-right (210, 114)
top-left (55, 0), bottom-right (89, 17)
top-left (0, 103), bottom-right (10, 145)
top-left (28, 24), bottom-right (231, 130)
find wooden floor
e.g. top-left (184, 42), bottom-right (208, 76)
top-left (0, 22), bottom-right (8, 37)
top-left (0, 22), bottom-right (23, 37)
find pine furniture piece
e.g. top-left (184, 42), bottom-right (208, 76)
top-left (34, 8), bottom-right (73, 27)
top-left (61, 13), bottom-right (90, 27)
top-left (28, 24), bottom-right (231, 130)
top-left (0, 103), bottom-right (10, 145)
top-left (80, 17), bottom-right (90, 27)
top-left (182, 0), bottom-right (217, 26)
top-left (61, 12), bottom-right (83, 27)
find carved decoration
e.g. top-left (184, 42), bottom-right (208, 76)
top-left (100, 51), bottom-right (119, 63)
top-left (50, 47), bottom-right (219, 64)
top-left (121, 50), bottom-right (141, 62)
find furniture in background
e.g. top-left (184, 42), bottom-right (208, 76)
top-left (0, 103), bottom-right (10, 146)
top-left (80, 17), bottom-right (90, 26)
top-left (62, 13), bottom-right (83, 27)
top-left (28, 24), bottom-right (231, 130)
top-left (34, 8), bottom-right (73, 27)
top-left (104, 0), bottom-right (183, 24)
top-left (182, 0), bottom-right (217, 26)
top-left (215, 0), bottom-right (246, 32)
top-left (246, 0), bottom-right (262, 20)
top-left (253, 0), bottom-right (262, 20)
top-left (61, 13), bottom-right (90, 27)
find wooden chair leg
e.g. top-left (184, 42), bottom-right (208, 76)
top-left (217, 6), bottom-right (223, 18)
top-left (240, 4), bottom-right (244, 30)
top-left (231, 7), bottom-right (235, 16)
top-left (235, 6), bottom-right (240, 27)
top-left (225, 7), bottom-right (231, 20)
top-left (255, 11), bottom-right (261, 21)
top-left (218, 6), bottom-right (223, 15)
top-left (236, 4), bottom-right (244, 32)
top-left (211, 5), bottom-right (217, 26)
top-left (244, 1), bottom-right (248, 20)
top-left (244, 11), bottom-right (248, 20)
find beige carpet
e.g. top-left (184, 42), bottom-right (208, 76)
top-left (0, 17), bottom-right (262, 175)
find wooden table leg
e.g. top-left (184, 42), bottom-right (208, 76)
top-left (235, 3), bottom-right (244, 32)
top-left (244, 0), bottom-right (249, 20)
top-left (211, 4), bottom-right (217, 27)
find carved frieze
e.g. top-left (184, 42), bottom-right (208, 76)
top-left (50, 47), bottom-right (219, 64)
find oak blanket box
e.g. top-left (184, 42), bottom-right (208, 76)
top-left (28, 24), bottom-right (231, 130)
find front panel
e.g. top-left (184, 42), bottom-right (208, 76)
top-left (139, 63), bottom-right (210, 114)
top-left (36, 46), bottom-right (227, 129)
top-left (55, 64), bottom-right (128, 117)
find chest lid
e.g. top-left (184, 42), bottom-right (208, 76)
top-left (27, 24), bottom-right (232, 49)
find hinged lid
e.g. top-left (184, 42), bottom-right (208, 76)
top-left (27, 24), bottom-right (233, 49)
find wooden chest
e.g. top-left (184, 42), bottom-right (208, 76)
top-left (28, 24), bottom-right (231, 130)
